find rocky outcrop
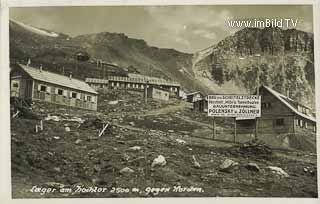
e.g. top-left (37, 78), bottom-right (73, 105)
top-left (192, 27), bottom-right (314, 107)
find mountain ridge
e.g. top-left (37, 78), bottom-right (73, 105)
top-left (9, 19), bottom-right (315, 108)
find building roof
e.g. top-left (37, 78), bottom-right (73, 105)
top-left (128, 73), bottom-right (180, 87)
top-left (149, 85), bottom-right (170, 92)
top-left (262, 86), bottom-right (316, 122)
top-left (186, 91), bottom-right (203, 96)
top-left (17, 64), bottom-right (98, 94)
top-left (85, 78), bottom-right (109, 84)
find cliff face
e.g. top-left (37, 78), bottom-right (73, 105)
top-left (192, 27), bottom-right (315, 108)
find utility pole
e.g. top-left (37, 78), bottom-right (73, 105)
top-left (234, 117), bottom-right (237, 143)
top-left (212, 117), bottom-right (216, 140)
top-left (144, 80), bottom-right (149, 104)
top-left (254, 53), bottom-right (261, 141)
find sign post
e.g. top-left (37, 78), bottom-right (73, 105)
top-left (234, 117), bottom-right (236, 143)
top-left (212, 117), bottom-right (216, 140)
top-left (207, 95), bottom-right (261, 142)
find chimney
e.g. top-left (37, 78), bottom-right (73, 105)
top-left (27, 58), bottom-right (31, 67)
top-left (40, 64), bottom-right (43, 72)
top-left (69, 72), bottom-right (72, 80)
top-left (286, 88), bottom-right (290, 98)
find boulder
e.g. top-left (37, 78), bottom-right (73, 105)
top-left (245, 163), bottom-right (260, 172)
top-left (120, 167), bottom-right (134, 175)
top-left (129, 122), bottom-right (135, 126)
top-left (75, 139), bottom-right (82, 144)
top-left (176, 139), bottom-right (187, 145)
top-left (128, 146), bottom-right (141, 151)
top-left (151, 155), bottom-right (167, 168)
top-left (108, 100), bottom-right (119, 105)
top-left (53, 167), bottom-right (61, 172)
top-left (267, 166), bottom-right (289, 178)
top-left (45, 115), bottom-right (60, 122)
top-left (219, 159), bottom-right (239, 172)
top-left (192, 155), bottom-right (201, 169)
top-left (65, 127), bottom-right (71, 132)
top-left (44, 182), bottom-right (65, 189)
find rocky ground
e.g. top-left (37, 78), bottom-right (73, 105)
top-left (10, 90), bottom-right (318, 198)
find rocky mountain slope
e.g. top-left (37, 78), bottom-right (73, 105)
top-left (192, 27), bottom-right (315, 108)
top-left (9, 20), bottom-right (207, 93)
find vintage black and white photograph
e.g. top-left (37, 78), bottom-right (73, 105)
top-left (7, 3), bottom-right (318, 198)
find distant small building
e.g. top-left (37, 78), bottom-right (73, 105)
top-left (179, 89), bottom-right (187, 100)
top-left (10, 64), bottom-right (98, 111)
top-left (186, 91), bottom-right (204, 103)
top-left (85, 74), bottom-right (181, 96)
top-left (144, 86), bottom-right (169, 101)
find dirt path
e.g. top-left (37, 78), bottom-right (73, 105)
top-left (140, 101), bottom-right (192, 116)
top-left (175, 115), bottom-right (212, 129)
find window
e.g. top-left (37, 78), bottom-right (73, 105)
top-left (40, 85), bottom-right (47, 92)
top-left (71, 92), bottom-right (77, 98)
top-left (100, 84), bottom-right (103, 88)
top-left (305, 109), bottom-right (310, 115)
top-left (57, 89), bottom-right (63, 96)
top-left (262, 102), bottom-right (271, 109)
top-left (13, 83), bottom-right (19, 88)
top-left (299, 120), bottom-right (303, 127)
top-left (86, 95), bottom-right (92, 102)
top-left (275, 119), bottom-right (284, 126)
top-left (239, 120), bottom-right (255, 127)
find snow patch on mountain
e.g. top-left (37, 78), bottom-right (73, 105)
top-left (11, 19), bottom-right (59, 38)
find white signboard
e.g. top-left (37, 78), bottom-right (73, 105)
top-left (208, 95), bottom-right (261, 118)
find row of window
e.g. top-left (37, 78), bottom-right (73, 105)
top-left (111, 82), bottom-right (145, 89)
top-left (38, 84), bottom-right (95, 102)
top-left (109, 82), bottom-right (178, 92)
top-left (295, 119), bottom-right (315, 130)
top-left (154, 89), bottom-right (168, 97)
top-left (297, 105), bottom-right (310, 115)
top-left (261, 102), bottom-right (272, 109)
top-left (276, 118), bottom-right (315, 130)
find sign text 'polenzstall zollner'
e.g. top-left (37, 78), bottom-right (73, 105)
top-left (207, 95), bottom-right (261, 118)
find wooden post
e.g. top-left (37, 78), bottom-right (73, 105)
top-left (255, 87), bottom-right (260, 141)
top-left (234, 117), bottom-right (237, 143)
top-left (293, 115), bottom-right (295, 134)
top-left (144, 80), bottom-right (149, 104)
top-left (40, 120), bottom-right (43, 131)
top-left (98, 123), bottom-right (109, 137)
top-left (255, 118), bottom-right (258, 140)
top-left (212, 117), bottom-right (216, 140)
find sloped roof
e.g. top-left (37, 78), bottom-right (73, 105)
top-left (17, 64), bottom-right (97, 94)
top-left (85, 78), bottom-right (108, 84)
top-left (186, 91), bottom-right (203, 96)
top-left (262, 86), bottom-right (316, 122)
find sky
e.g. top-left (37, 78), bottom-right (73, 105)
top-left (10, 5), bottom-right (313, 53)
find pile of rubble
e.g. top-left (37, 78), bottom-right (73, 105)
top-left (230, 140), bottom-right (273, 160)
